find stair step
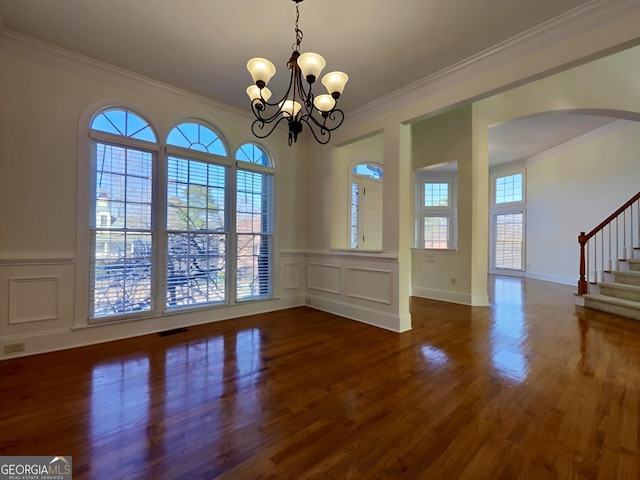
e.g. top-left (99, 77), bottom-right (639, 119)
top-left (612, 270), bottom-right (640, 286)
top-left (583, 293), bottom-right (640, 321)
top-left (623, 258), bottom-right (640, 271)
top-left (599, 282), bottom-right (640, 301)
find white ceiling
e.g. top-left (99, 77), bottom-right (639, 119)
top-left (488, 114), bottom-right (623, 166)
top-left (0, 0), bottom-right (635, 159)
top-left (0, 0), bottom-right (618, 113)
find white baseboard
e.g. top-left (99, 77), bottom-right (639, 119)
top-left (411, 286), bottom-right (489, 307)
top-left (524, 271), bottom-right (575, 286)
top-left (0, 294), bottom-right (306, 360)
top-left (489, 269), bottom-right (575, 286)
top-left (306, 294), bottom-right (411, 333)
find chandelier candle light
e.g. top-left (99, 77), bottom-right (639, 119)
top-left (246, 0), bottom-right (348, 146)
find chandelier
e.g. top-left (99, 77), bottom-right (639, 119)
top-left (246, 0), bottom-right (348, 146)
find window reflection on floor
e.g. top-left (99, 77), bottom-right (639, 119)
top-left (90, 357), bottom-right (150, 469)
top-left (164, 336), bottom-right (225, 415)
top-left (420, 345), bottom-right (449, 367)
top-left (491, 276), bottom-right (528, 383)
top-left (235, 329), bottom-right (262, 389)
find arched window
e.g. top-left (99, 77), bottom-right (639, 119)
top-left (352, 163), bottom-right (383, 179)
top-left (92, 109), bottom-right (157, 142)
top-left (166, 122), bottom-right (227, 156)
top-left (235, 143), bottom-right (274, 299)
top-left (89, 108), bottom-right (158, 319)
top-left (165, 122), bottom-right (228, 308)
top-left (236, 143), bottom-right (272, 167)
top-left (87, 113), bottom-right (276, 323)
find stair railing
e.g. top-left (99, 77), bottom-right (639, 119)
top-left (578, 191), bottom-right (640, 294)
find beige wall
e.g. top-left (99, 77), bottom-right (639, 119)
top-left (525, 121), bottom-right (640, 284)
top-left (411, 106), bottom-right (479, 303)
top-left (474, 44), bottom-right (640, 287)
top-left (0, 37), bottom-right (307, 356)
top-left (412, 105), bottom-right (472, 170)
top-left (306, 10), bottom-right (640, 318)
top-left (331, 133), bottom-right (384, 250)
top-left (2, 8), bottom-right (640, 356)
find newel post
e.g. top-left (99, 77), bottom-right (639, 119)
top-left (578, 231), bottom-right (588, 295)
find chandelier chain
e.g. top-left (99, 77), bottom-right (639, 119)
top-left (293, 4), bottom-right (303, 52)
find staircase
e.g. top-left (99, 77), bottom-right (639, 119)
top-left (577, 192), bottom-right (640, 321)
top-left (582, 259), bottom-right (640, 321)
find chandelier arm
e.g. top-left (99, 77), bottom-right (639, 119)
top-left (299, 116), bottom-right (331, 144)
top-left (246, 0), bottom-right (347, 145)
top-left (251, 115), bottom-right (290, 139)
top-left (250, 99), bottom-right (284, 124)
top-left (250, 66), bottom-right (298, 124)
top-left (302, 107), bottom-right (345, 133)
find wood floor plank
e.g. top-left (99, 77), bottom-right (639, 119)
top-left (2, 275), bottom-right (640, 479)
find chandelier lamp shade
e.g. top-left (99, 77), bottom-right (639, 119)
top-left (246, 0), bottom-right (348, 146)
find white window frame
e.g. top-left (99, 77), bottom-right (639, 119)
top-left (88, 129), bottom-right (159, 322)
top-left (491, 168), bottom-right (525, 207)
top-left (164, 145), bottom-right (232, 312)
top-left (349, 162), bottom-right (383, 250)
top-left (490, 209), bottom-right (526, 273)
top-left (77, 107), bottom-right (276, 326)
top-left (489, 167), bottom-right (526, 274)
top-left (235, 159), bottom-right (275, 301)
top-left (415, 175), bottom-right (457, 250)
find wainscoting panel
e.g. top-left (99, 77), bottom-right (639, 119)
top-left (345, 267), bottom-right (392, 304)
top-left (283, 262), bottom-right (301, 290)
top-left (0, 254), bottom-right (75, 340)
top-left (9, 276), bottom-right (60, 324)
top-left (304, 251), bottom-right (410, 332)
top-left (308, 263), bottom-right (341, 295)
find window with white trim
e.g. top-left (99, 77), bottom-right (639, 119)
top-left (235, 143), bottom-right (274, 300)
top-left (165, 122), bottom-right (228, 308)
top-left (90, 110), bottom-right (156, 319)
top-left (88, 109), bottom-right (275, 322)
top-left (415, 176), bottom-right (456, 249)
top-left (349, 163), bottom-right (383, 250)
top-left (490, 168), bottom-right (526, 272)
top-left (494, 212), bottom-right (524, 270)
top-left (494, 171), bottom-right (524, 205)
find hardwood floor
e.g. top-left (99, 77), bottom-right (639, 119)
top-left (2, 276), bottom-right (640, 479)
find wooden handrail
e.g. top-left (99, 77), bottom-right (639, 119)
top-left (578, 191), bottom-right (640, 295)
top-left (581, 191), bottom-right (640, 244)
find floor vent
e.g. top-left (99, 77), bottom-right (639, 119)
top-left (158, 327), bottom-right (188, 337)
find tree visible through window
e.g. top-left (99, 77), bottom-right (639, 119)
top-left (165, 155), bottom-right (226, 307)
top-left (88, 110), bottom-right (275, 322)
top-left (236, 144), bottom-right (274, 300)
top-left (90, 109), bottom-right (156, 318)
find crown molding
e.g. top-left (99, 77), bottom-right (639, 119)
top-left (0, 30), bottom-right (251, 121)
top-left (525, 119), bottom-right (632, 165)
top-left (349, 0), bottom-right (640, 124)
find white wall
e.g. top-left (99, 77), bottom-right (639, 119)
top-left (2, 6), bottom-right (640, 356)
top-left (0, 35), bottom-right (307, 358)
top-left (304, 8), bottom-right (640, 329)
top-left (411, 105), bottom-right (478, 304)
top-left (525, 121), bottom-right (640, 284)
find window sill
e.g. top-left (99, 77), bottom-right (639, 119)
top-left (74, 296), bottom-right (278, 329)
top-left (411, 247), bottom-right (459, 255)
